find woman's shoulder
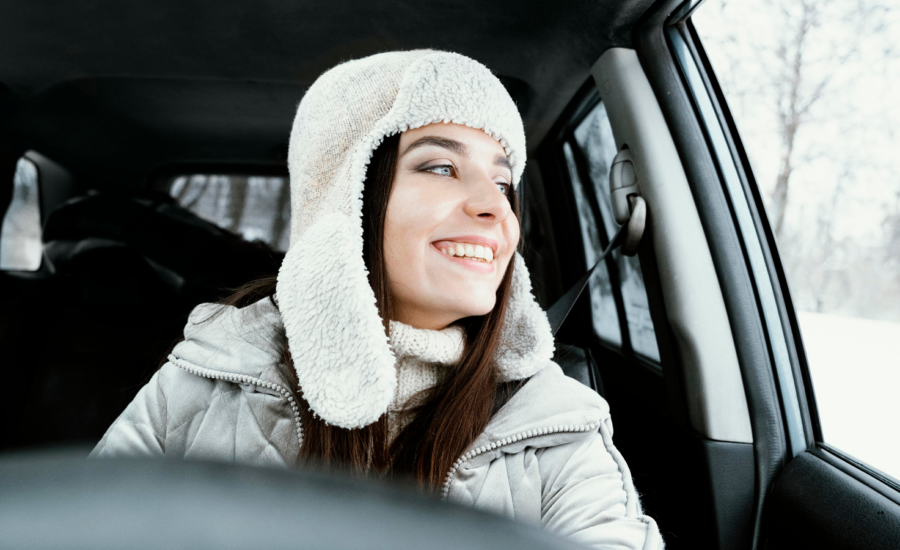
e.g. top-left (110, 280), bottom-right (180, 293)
top-left (483, 361), bottom-right (611, 447)
top-left (521, 361), bottom-right (611, 419)
top-left (167, 297), bottom-right (289, 385)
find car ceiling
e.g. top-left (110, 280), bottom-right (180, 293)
top-left (0, 0), bottom-right (654, 190)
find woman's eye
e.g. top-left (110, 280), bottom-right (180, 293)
top-left (425, 165), bottom-right (453, 177)
top-left (496, 182), bottom-right (509, 195)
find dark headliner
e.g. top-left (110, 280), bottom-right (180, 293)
top-left (0, 0), bottom-right (654, 189)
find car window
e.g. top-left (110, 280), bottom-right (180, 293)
top-left (563, 141), bottom-right (622, 346)
top-left (694, 1), bottom-right (900, 479)
top-left (0, 156), bottom-right (42, 271)
top-left (168, 174), bottom-right (290, 251)
top-left (562, 98), bottom-right (660, 362)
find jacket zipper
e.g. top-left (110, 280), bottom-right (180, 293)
top-left (168, 355), bottom-right (304, 450)
top-left (440, 421), bottom-right (600, 500)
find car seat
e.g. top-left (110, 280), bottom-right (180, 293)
top-left (1, 191), bottom-right (283, 450)
top-left (555, 342), bottom-right (606, 397)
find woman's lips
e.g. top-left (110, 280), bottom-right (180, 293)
top-left (431, 243), bottom-right (496, 273)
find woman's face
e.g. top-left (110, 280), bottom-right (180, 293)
top-left (384, 123), bottom-right (519, 330)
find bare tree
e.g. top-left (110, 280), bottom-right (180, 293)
top-left (696, 0), bottom-right (900, 321)
top-left (766, 0), bottom-right (885, 237)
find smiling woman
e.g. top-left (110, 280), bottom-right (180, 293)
top-left (386, 124), bottom-right (520, 329)
top-left (89, 50), bottom-right (663, 549)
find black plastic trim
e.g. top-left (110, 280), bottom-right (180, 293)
top-left (700, 439), bottom-right (755, 550)
top-left (762, 451), bottom-right (900, 549)
top-left (814, 444), bottom-right (900, 503)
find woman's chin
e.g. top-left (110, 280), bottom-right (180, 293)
top-left (450, 297), bottom-right (497, 320)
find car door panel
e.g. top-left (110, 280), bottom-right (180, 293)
top-left (765, 450), bottom-right (900, 549)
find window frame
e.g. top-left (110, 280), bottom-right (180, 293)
top-left (536, 80), bottom-right (664, 375)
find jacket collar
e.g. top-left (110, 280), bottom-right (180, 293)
top-left (170, 299), bottom-right (607, 450)
top-left (170, 297), bottom-right (290, 388)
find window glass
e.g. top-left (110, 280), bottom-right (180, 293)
top-left (0, 157), bottom-right (42, 271)
top-left (572, 102), bottom-right (660, 362)
top-left (169, 174), bottom-right (290, 251)
top-left (563, 142), bottom-right (622, 346)
top-left (695, 2), bottom-right (900, 478)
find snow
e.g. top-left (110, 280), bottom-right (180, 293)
top-left (798, 311), bottom-right (900, 480)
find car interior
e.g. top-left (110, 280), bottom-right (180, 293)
top-left (2, 1), bottom-right (899, 549)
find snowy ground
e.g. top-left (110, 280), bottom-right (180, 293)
top-left (798, 311), bottom-right (900, 481)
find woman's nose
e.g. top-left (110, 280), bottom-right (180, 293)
top-left (463, 177), bottom-right (512, 223)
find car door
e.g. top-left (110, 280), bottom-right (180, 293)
top-left (630, 0), bottom-right (900, 548)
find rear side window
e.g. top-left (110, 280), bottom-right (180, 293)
top-left (562, 98), bottom-right (660, 363)
top-left (0, 157), bottom-right (42, 271)
top-left (563, 140), bottom-right (621, 346)
top-left (167, 174), bottom-right (290, 251)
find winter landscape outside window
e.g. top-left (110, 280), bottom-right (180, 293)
top-left (0, 157), bottom-right (42, 271)
top-left (168, 174), bottom-right (291, 252)
top-left (694, 0), bottom-right (900, 480)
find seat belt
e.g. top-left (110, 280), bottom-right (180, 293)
top-left (547, 147), bottom-right (647, 337)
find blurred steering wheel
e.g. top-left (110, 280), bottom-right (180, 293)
top-left (0, 449), bottom-right (585, 550)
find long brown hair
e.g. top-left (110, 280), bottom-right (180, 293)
top-left (216, 132), bottom-right (519, 489)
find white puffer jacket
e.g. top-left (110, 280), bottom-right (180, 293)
top-left (92, 298), bottom-right (664, 549)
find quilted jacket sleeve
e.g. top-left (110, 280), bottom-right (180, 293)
top-left (538, 417), bottom-right (665, 550)
top-left (89, 368), bottom-right (169, 459)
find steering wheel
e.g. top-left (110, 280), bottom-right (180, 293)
top-left (0, 448), bottom-right (585, 550)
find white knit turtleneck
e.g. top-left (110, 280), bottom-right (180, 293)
top-left (387, 320), bottom-right (465, 440)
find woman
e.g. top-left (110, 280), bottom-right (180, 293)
top-left (92, 50), bottom-right (664, 549)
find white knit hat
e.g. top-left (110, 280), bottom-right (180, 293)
top-left (275, 50), bottom-right (554, 429)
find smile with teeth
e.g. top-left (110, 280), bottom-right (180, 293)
top-left (436, 242), bottom-right (494, 263)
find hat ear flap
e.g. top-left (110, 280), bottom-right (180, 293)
top-left (495, 253), bottom-right (555, 380)
top-left (276, 213), bottom-right (396, 429)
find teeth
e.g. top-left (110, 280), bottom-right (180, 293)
top-left (437, 242), bottom-right (495, 263)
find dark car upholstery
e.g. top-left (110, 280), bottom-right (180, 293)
top-left (0, 193), bottom-right (282, 450)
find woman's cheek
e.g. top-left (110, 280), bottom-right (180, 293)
top-left (501, 219), bottom-right (521, 268)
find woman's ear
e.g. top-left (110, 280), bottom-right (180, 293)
top-left (277, 213), bottom-right (397, 429)
top-left (493, 253), bottom-right (555, 381)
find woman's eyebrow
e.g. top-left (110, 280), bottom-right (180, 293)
top-left (401, 136), bottom-right (513, 172)
top-left (401, 136), bottom-right (469, 157)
